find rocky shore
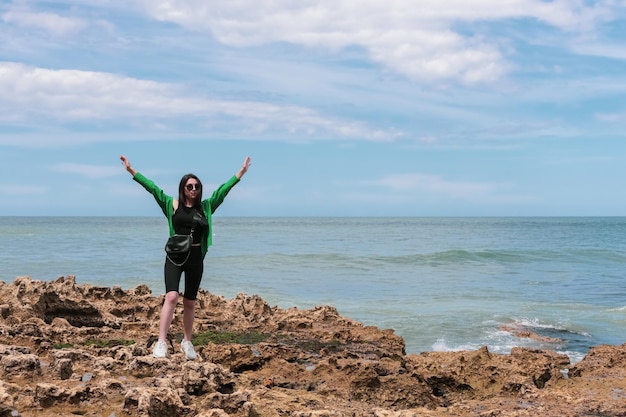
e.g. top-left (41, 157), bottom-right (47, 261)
top-left (1, 275), bottom-right (625, 417)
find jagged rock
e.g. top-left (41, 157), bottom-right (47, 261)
top-left (182, 361), bottom-right (236, 396)
top-left (0, 380), bottom-right (15, 416)
top-left (1, 353), bottom-right (41, 377)
top-left (568, 343), bottom-right (626, 378)
top-left (52, 357), bottom-right (73, 380)
top-left (0, 275), bottom-right (625, 416)
top-left (123, 386), bottom-right (191, 416)
top-left (196, 410), bottom-right (231, 417)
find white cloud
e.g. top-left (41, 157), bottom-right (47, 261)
top-left (49, 163), bottom-right (122, 179)
top-left (0, 184), bottom-right (48, 195)
top-left (0, 62), bottom-right (179, 120)
top-left (0, 62), bottom-right (401, 145)
top-left (358, 172), bottom-right (537, 205)
top-left (134, 0), bottom-right (615, 83)
top-left (364, 173), bottom-right (499, 198)
top-left (2, 10), bottom-right (88, 36)
top-left (573, 42), bottom-right (626, 60)
top-left (596, 111), bottom-right (626, 122)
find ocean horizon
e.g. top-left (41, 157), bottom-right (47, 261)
top-left (2, 216), bottom-right (625, 363)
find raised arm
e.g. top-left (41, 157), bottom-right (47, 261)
top-left (120, 155), bottom-right (137, 177)
top-left (236, 156), bottom-right (251, 179)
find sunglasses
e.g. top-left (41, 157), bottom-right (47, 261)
top-left (185, 183), bottom-right (201, 191)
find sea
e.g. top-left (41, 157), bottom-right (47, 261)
top-left (2, 216), bottom-right (625, 363)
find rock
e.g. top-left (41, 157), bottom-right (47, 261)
top-left (52, 358), bottom-right (73, 380)
top-left (0, 275), bottom-right (624, 416)
top-left (0, 380), bottom-right (15, 415)
top-left (1, 354), bottom-right (41, 377)
top-left (568, 343), bottom-right (626, 378)
top-left (123, 387), bottom-right (190, 416)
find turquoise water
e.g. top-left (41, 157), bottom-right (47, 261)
top-left (2, 216), bottom-right (625, 362)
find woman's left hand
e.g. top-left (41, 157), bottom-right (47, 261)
top-left (237, 156), bottom-right (251, 179)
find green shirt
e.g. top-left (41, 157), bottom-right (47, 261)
top-left (133, 172), bottom-right (240, 258)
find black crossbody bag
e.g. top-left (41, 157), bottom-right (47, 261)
top-left (165, 216), bottom-right (198, 267)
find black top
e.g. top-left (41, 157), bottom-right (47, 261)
top-left (172, 205), bottom-right (207, 244)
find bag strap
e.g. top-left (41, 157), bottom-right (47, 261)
top-left (166, 250), bottom-right (191, 267)
top-left (189, 211), bottom-right (200, 239)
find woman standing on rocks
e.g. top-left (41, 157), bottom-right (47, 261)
top-left (120, 155), bottom-right (251, 359)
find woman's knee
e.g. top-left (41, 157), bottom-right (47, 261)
top-left (182, 297), bottom-right (196, 309)
top-left (164, 291), bottom-right (179, 305)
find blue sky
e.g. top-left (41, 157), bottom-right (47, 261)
top-left (1, 0), bottom-right (626, 217)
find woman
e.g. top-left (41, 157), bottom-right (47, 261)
top-left (120, 155), bottom-right (251, 359)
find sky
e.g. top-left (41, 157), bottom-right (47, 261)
top-left (1, 0), bottom-right (626, 217)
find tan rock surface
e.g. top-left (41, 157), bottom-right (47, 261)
top-left (1, 276), bottom-right (625, 417)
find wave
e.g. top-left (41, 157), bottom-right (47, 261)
top-left (215, 249), bottom-right (626, 284)
top-left (394, 249), bottom-right (529, 264)
top-left (393, 249), bottom-right (626, 265)
top-left (232, 247), bottom-right (626, 267)
top-left (501, 318), bottom-right (593, 347)
top-left (431, 317), bottom-right (594, 364)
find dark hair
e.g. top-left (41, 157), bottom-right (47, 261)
top-left (178, 173), bottom-right (203, 207)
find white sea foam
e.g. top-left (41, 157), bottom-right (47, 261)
top-left (432, 339), bottom-right (481, 353)
top-left (509, 317), bottom-right (592, 338)
top-left (558, 350), bottom-right (585, 364)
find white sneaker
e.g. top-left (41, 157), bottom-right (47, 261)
top-left (153, 340), bottom-right (168, 358)
top-left (181, 340), bottom-right (197, 360)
